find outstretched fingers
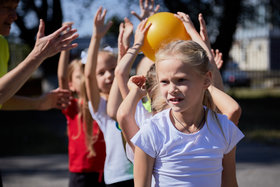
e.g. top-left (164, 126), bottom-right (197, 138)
top-left (94, 7), bottom-right (103, 23)
top-left (198, 13), bottom-right (211, 50)
top-left (212, 49), bottom-right (224, 69)
top-left (49, 27), bottom-right (79, 52)
top-left (175, 12), bottom-right (196, 35)
top-left (37, 19), bottom-right (45, 40)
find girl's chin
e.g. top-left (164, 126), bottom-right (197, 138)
top-left (170, 106), bottom-right (182, 112)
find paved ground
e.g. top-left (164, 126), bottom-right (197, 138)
top-left (1, 140), bottom-right (280, 187)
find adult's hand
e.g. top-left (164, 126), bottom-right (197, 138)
top-left (30, 19), bottom-right (79, 62)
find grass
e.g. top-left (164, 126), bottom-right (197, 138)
top-left (226, 87), bottom-right (280, 98)
top-left (245, 129), bottom-right (280, 146)
top-left (227, 87), bottom-right (280, 146)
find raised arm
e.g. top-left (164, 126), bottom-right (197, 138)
top-left (57, 22), bottom-right (74, 89)
top-left (208, 85), bottom-right (241, 126)
top-left (175, 12), bottom-right (224, 90)
top-left (107, 18), bottom-right (133, 120)
top-left (115, 19), bottom-right (151, 99)
top-left (85, 7), bottom-right (112, 113)
top-left (117, 75), bottom-right (147, 150)
top-left (208, 48), bottom-right (241, 126)
top-left (0, 19), bottom-right (78, 104)
top-left (198, 13), bottom-right (224, 90)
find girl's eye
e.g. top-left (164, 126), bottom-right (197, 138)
top-left (160, 80), bottom-right (168, 85)
top-left (98, 71), bottom-right (105, 76)
top-left (178, 78), bottom-right (186, 83)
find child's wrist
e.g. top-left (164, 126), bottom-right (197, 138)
top-left (92, 33), bottom-right (103, 40)
top-left (132, 43), bottom-right (142, 49)
top-left (126, 45), bottom-right (141, 55)
top-left (130, 88), bottom-right (146, 100)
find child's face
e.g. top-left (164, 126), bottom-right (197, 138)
top-left (96, 52), bottom-right (117, 94)
top-left (0, 1), bottom-right (18, 36)
top-left (157, 58), bottom-right (208, 113)
top-left (69, 66), bottom-right (83, 94)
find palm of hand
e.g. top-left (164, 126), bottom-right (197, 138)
top-left (94, 21), bottom-right (110, 38)
top-left (140, 7), bottom-right (156, 20)
top-left (123, 21), bottom-right (133, 42)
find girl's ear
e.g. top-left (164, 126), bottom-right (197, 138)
top-left (203, 71), bottom-right (212, 88)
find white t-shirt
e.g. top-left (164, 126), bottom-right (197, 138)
top-left (131, 108), bottom-right (244, 187)
top-left (88, 99), bottom-right (133, 184)
top-left (126, 100), bottom-right (153, 162)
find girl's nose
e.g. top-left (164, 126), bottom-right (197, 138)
top-left (169, 84), bottom-right (179, 95)
top-left (105, 71), bottom-right (114, 80)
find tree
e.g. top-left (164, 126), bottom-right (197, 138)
top-left (15, 0), bottom-right (63, 75)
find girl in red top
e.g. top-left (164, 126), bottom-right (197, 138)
top-left (58, 22), bottom-right (106, 187)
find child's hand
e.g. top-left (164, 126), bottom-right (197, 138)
top-left (38, 88), bottom-right (72, 110)
top-left (212, 49), bottom-right (223, 69)
top-left (118, 18), bottom-right (134, 60)
top-left (123, 18), bottom-right (134, 51)
top-left (175, 12), bottom-right (197, 38)
top-left (62, 22), bottom-right (74, 33)
top-left (131, 0), bottom-right (160, 21)
top-left (118, 22), bottom-right (126, 61)
top-left (133, 18), bottom-right (152, 48)
top-left (128, 75), bottom-right (147, 98)
top-left (93, 7), bottom-right (113, 39)
top-left (198, 13), bottom-right (211, 50)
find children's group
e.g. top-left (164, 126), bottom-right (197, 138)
top-left (0, 0), bottom-right (244, 186)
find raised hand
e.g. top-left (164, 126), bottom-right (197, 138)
top-left (31, 19), bottom-right (78, 61)
top-left (133, 18), bottom-right (151, 47)
top-left (198, 13), bottom-right (211, 51)
top-left (118, 17), bottom-right (134, 60)
top-left (118, 22), bottom-right (126, 61)
top-left (131, 0), bottom-right (160, 21)
top-left (175, 12), bottom-right (197, 38)
top-left (212, 49), bottom-right (223, 69)
top-left (123, 18), bottom-right (134, 51)
top-left (175, 12), bottom-right (213, 61)
top-left (93, 7), bottom-right (113, 39)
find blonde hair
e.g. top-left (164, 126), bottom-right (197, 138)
top-left (68, 59), bottom-right (99, 158)
top-left (98, 49), bottom-right (118, 61)
top-left (155, 40), bottom-right (225, 137)
top-left (145, 64), bottom-right (168, 113)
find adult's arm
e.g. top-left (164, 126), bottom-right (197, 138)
top-left (0, 19), bottom-right (78, 104)
top-left (2, 88), bottom-right (71, 110)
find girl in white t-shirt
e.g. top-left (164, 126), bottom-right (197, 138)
top-left (129, 13), bottom-right (244, 187)
top-left (116, 11), bottom-right (241, 162)
top-left (85, 7), bottom-right (134, 186)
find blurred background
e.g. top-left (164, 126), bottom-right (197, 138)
top-left (0, 0), bottom-right (280, 186)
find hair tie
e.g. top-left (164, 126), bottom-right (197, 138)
top-left (103, 45), bottom-right (114, 52)
top-left (81, 49), bottom-right (88, 64)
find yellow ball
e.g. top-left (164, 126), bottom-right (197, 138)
top-left (141, 12), bottom-right (191, 61)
